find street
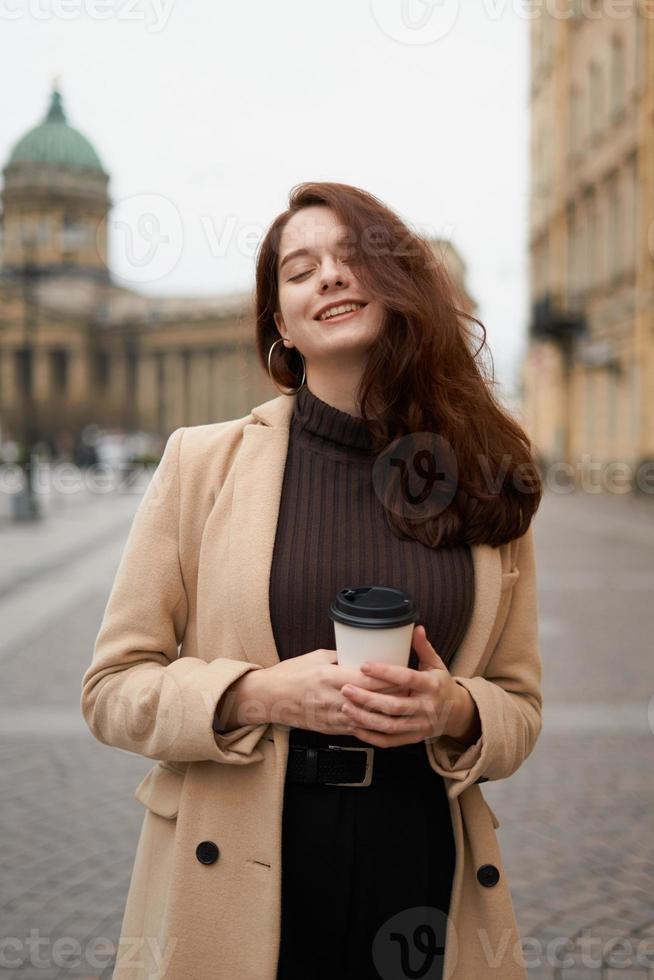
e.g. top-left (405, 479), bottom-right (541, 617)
top-left (1, 486), bottom-right (653, 979)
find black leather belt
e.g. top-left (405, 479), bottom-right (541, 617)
top-left (285, 743), bottom-right (427, 787)
top-left (284, 738), bottom-right (490, 788)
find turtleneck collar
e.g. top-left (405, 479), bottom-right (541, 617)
top-left (293, 383), bottom-right (373, 454)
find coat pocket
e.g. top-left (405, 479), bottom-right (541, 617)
top-left (134, 761), bottom-right (186, 820)
top-left (484, 799), bottom-right (501, 829)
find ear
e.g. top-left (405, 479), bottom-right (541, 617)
top-left (273, 311), bottom-right (285, 334)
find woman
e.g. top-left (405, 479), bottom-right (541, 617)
top-left (81, 181), bottom-right (543, 980)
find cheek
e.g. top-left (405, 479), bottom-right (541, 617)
top-left (277, 291), bottom-right (305, 330)
top-left (361, 303), bottom-right (384, 336)
top-left (284, 285), bottom-right (312, 320)
top-left (368, 301), bottom-right (385, 324)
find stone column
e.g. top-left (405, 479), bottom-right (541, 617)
top-left (212, 346), bottom-right (232, 422)
top-left (0, 348), bottom-right (17, 409)
top-left (33, 346), bottom-right (50, 406)
top-left (110, 350), bottom-right (128, 427)
top-left (189, 350), bottom-right (212, 425)
top-left (68, 346), bottom-right (90, 403)
top-left (164, 350), bottom-right (184, 433)
top-left (136, 351), bottom-right (158, 432)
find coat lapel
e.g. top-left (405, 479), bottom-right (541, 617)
top-left (227, 392), bottom-right (502, 675)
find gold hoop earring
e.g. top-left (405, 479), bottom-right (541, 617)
top-left (267, 337), bottom-right (306, 395)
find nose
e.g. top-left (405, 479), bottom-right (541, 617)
top-left (319, 254), bottom-right (349, 292)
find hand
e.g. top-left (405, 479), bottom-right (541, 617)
top-left (264, 648), bottom-right (412, 737)
top-left (338, 625), bottom-right (476, 748)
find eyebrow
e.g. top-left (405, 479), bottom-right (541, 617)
top-left (279, 236), bottom-right (352, 273)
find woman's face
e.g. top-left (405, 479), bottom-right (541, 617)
top-left (273, 205), bottom-right (384, 366)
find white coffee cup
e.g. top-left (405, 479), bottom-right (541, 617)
top-left (332, 620), bottom-right (415, 670)
top-left (329, 586), bottom-right (418, 678)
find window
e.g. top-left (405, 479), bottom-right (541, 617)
top-left (15, 348), bottom-right (32, 397)
top-left (542, 9), bottom-right (554, 72)
top-left (588, 60), bottom-right (604, 139)
top-left (62, 212), bottom-right (87, 253)
top-left (607, 367), bottom-right (618, 444)
top-left (37, 217), bottom-right (49, 245)
top-left (93, 351), bottom-right (110, 388)
top-left (19, 219), bottom-right (39, 259)
top-left (126, 349), bottom-right (138, 398)
top-left (606, 173), bottom-right (620, 279)
top-left (585, 371), bottom-right (596, 454)
top-left (50, 349), bottom-right (69, 393)
top-left (624, 154), bottom-right (638, 272)
top-left (587, 191), bottom-right (599, 290)
top-left (629, 358), bottom-right (640, 443)
top-left (578, 204), bottom-right (587, 295)
top-left (567, 204), bottom-right (578, 296)
top-left (610, 36), bottom-right (625, 119)
top-left (634, 4), bottom-right (646, 95)
top-left (570, 86), bottom-right (582, 158)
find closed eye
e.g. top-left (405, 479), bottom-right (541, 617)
top-left (288, 257), bottom-right (352, 283)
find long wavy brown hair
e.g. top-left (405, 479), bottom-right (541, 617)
top-left (253, 181), bottom-right (542, 549)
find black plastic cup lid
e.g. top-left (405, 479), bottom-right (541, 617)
top-left (328, 586), bottom-right (418, 629)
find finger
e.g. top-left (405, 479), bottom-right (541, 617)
top-left (348, 728), bottom-right (424, 749)
top-left (340, 685), bottom-right (417, 717)
top-left (333, 666), bottom-right (410, 695)
top-left (342, 703), bottom-right (399, 734)
top-left (341, 699), bottom-right (422, 734)
top-left (375, 684), bottom-right (411, 697)
top-left (343, 704), bottom-right (422, 740)
top-left (412, 625), bottom-right (448, 670)
top-left (359, 661), bottom-right (429, 692)
top-left (350, 680), bottom-right (410, 697)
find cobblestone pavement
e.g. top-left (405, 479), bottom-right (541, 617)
top-left (0, 486), bottom-right (653, 979)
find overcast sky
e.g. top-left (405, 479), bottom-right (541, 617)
top-left (1, 0), bottom-right (531, 398)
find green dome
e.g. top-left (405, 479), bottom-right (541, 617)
top-left (6, 87), bottom-right (105, 172)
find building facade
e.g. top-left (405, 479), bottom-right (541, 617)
top-left (0, 85), bottom-right (276, 449)
top-left (0, 85), bottom-right (477, 450)
top-left (522, 1), bottom-right (653, 490)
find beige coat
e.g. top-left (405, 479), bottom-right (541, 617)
top-left (80, 391), bottom-right (543, 980)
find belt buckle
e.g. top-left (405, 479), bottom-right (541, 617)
top-left (324, 745), bottom-right (374, 787)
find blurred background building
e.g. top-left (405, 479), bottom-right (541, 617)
top-left (522, 2), bottom-right (653, 484)
top-left (0, 85), bottom-right (275, 457)
top-left (0, 85), bottom-right (477, 459)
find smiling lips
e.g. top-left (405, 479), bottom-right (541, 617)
top-left (317, 301), bottom-right (367, 322)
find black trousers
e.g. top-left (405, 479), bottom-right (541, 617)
top-left (276, 744), bottom-right (456, 980)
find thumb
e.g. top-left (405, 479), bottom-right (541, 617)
top-left (412, 625), bottom-right (448, 671)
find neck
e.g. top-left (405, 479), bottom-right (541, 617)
top-left (304, 361), bottom-right (364, 417)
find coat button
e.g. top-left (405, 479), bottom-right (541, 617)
top-left (477, 863), bottom-right (500, 887)
top-left (196, 841), bottom-right (219, 865)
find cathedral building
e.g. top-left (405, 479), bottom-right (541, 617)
top-left (0, 85), bottom-right (476, 449)
top-left (0, 85), bottom-right (273, 447)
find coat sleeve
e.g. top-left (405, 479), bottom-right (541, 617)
top-left (80, 426), bottom-right (271, 765)
top-left (424, 522), bottom-right (543, 799)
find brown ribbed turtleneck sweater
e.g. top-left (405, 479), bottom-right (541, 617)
top-left (268, 383), bottom-right (475, 753)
